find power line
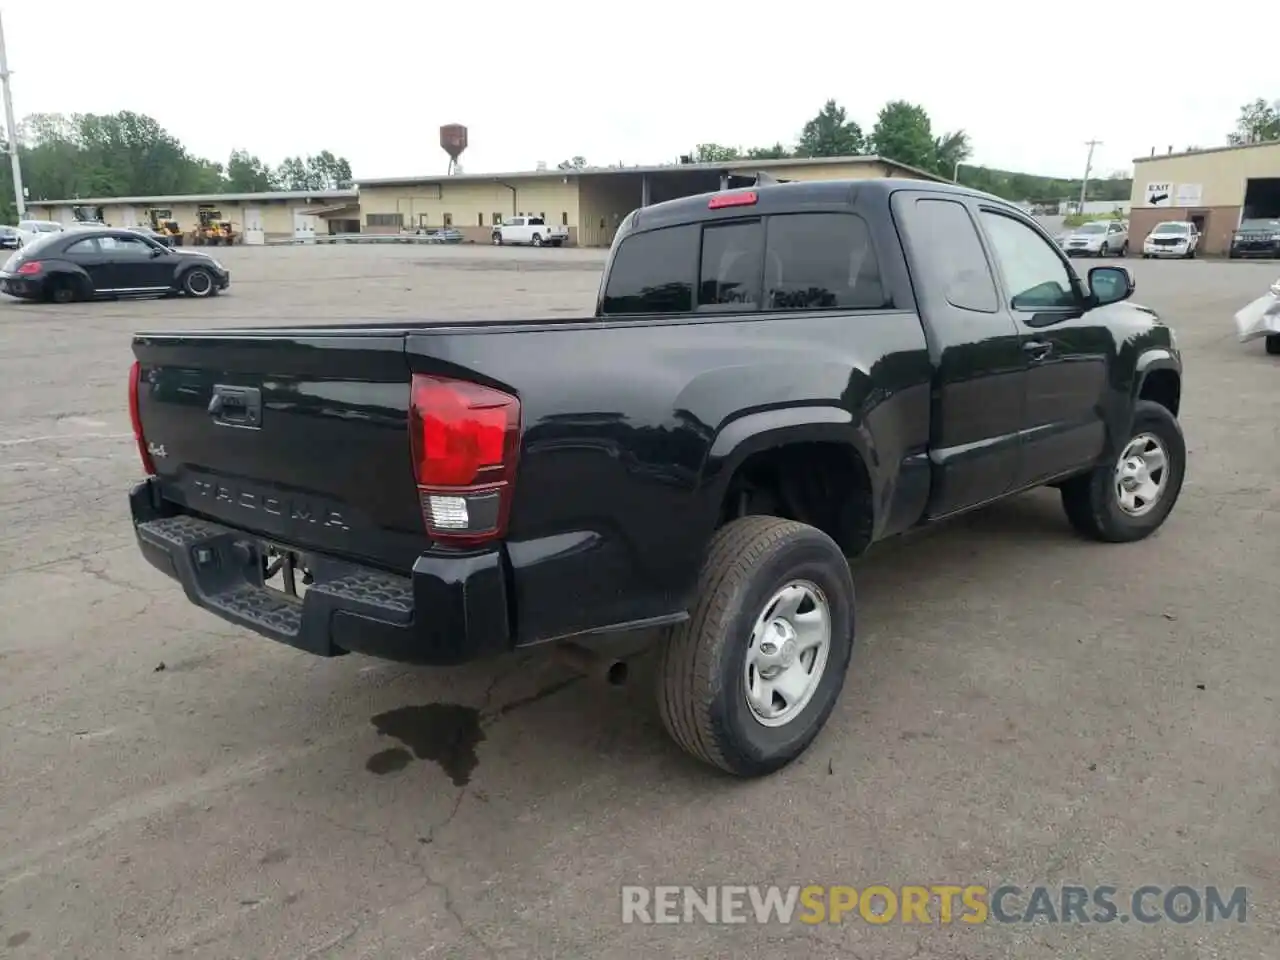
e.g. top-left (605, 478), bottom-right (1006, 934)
top-left (1079, 140), bottom-right (1102, 213)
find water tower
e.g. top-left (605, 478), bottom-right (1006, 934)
top-left (440, 124), bottom-right (468, 175)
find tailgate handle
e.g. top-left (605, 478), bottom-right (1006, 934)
top-left (208, 384), bottom-right (262, 428)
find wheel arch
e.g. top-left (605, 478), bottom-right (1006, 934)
top-left (1134, 350), bottom-right (1181, 418)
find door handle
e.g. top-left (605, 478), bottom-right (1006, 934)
top-left (1023, 340), bottom-right (1054, 362)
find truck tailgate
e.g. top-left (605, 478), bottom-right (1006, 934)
top-left (132, 330), bottom-right (427, 573)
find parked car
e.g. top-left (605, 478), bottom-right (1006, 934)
top-left (491, 215), bottom-right (569, 247)
top-left (0, 226), bottom-right (20, 250)
top-left (422, 227), bottom-right (464, 244)
top-left (125, 179), bottom-right (1183, 777)
top-left (1142, 221), bottom-right (1200, 259)
top-left (0, 227), bottom-right (229, 303)
top-left (1062, 220), bottom-right (1129, 257)
top-left (1227, 218), bottom-right (1280, 259)
top-left (16, 219), bottom-right (64, 247)
top-left (1233, 276), bottom-right (1280, 355)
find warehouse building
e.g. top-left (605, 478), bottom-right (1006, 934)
top-left (25, 189), bottom-right (359, 244)
top-left (354, 155), bottom-right (945, 247)
top-left (25, 154), bottom-right (946, 248)
top-left (1128, 139), bottom-right (1280, 255)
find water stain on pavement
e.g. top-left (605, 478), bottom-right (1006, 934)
top-left (365, 704), bottom-right (484, 786)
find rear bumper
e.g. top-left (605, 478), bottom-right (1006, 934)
top-left (129, 479), bottom-right (511, 665)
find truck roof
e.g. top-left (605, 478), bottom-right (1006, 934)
top-left (625, 177), bottom-right (1012, 237)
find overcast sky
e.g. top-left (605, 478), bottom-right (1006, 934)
top-left (5, 1), bottom-right (1270, 182)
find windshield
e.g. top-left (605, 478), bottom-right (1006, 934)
top-left (1152, 223), bottom-right (1189, 235)
top-left (1074, 223), bottom-right (1107, 234)
top-left (1238, 219), bottom-right (1280, 232)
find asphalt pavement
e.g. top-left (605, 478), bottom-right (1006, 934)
top-left (0, 245), bottom-right (1277, 959)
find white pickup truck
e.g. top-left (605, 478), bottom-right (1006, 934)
top-left (491, 215), bottom-right (569, 247)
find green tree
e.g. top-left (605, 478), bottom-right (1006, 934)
top-left (932, 130), bottom-right (973, 180)
top-left (226, 149), bottom-right (278, 192)
top-left (869, 100), bottom-right (937, 171)
top-left (275, 156), bottom-right (315, 190)
top-left (796, 100), bottom-right (864, 158)
top-left (557, 155), bottom-right (587, 170)
top-left (1227, 98), bottom-right (1280, 145)
top-left (306, 150), bottom-right (353, 189)
top-left (745, 142), bottom-right (792, 160)
top-left (693, 143), bottom-right (742, 162)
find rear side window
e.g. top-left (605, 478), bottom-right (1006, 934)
top-left (898, 198), bottom-right (998, 313)
top-left (763, 213), bottom-right (888, 310)
top-left (601, 224), bottom-right (697, 314)
top-left (699, 221), bottom-right (764, 309)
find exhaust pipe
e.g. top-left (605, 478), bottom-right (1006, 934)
top-left (556, 642), bottom-right (628, 686)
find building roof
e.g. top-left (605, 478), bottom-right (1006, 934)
top-left (1133, 138), bottom-right (1280, 164)
top-left (356, 154), bottom-right (949, 188)
top-left (30, 188), bottom-right (359, 206)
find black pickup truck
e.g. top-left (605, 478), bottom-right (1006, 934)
top-left (128, 179), bottom-right (1185, 777)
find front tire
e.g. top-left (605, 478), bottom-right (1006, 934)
top-left (182, 267), bottom-right (217, 298)
top-left (531, 233), bottom-right (543, 247)
top-left (491, 232), bottom-right (503, 245)
top-left (1059, 400), bottom-right (1186, 543)
top-left (656, 516), bottom-right (855, 777)
top-left (1265, 335), bottom-right (1280, 355)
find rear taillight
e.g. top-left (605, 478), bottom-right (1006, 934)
top-left (409, 374), bottom-right (521, 545)
top-left (16, 261), bottom-right (42, 275)
top-left (129, 361), bottom-right (156, 475)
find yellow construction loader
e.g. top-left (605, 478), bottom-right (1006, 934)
top-left (147, 209), bottom-right (184, 246)
top-left (193, 207), bottom-right (236, 246)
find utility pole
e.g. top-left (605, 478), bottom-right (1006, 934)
top-left (0, 9), bottom-right (24, 218)
top-left (1079, 139), bottom-right (1101, 215)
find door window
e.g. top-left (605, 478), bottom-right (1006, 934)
top-left (98, 235), bottom-right (154, 256)
top-left (896, 199), bottom-right (997, 313)
top-left (978, 210), bottom-right (1077, 310)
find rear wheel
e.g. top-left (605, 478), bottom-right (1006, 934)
top-left (1265, 335), bottom-right (1280, 355)
top-left (1120, 241), bottom-right (1129, 256)
top-left (46, 276), bottom-right (82, 304)
top-left (182, 267), bottom-right (217, 298)
top-left (1060, 400), bottom-right (1186, 542)
top-left (656, 516), bottom-right (855, 777)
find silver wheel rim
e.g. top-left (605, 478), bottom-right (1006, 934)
top-left (1114, 432), bottom-right (1169, 517)
top-left (188, 271), bottom-right (211, 294)
top-left (743, 580), bottom-right (831, 728)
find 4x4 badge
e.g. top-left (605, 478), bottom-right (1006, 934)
top-left (147, 441), bottom-right (168, 459)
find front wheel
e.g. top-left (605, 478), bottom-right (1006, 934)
top-left (1120, 241), bottom-right (1129, 256)
top-left (1265, 335), bottom-right (1280, 355)
top-left (531, 233), bottom-right (543, 247)
top-left (182, 267), bottom-right (217, 298)
top-left (492, 232), bottom-right (503, 245)
top-left (656, 516), bottom-right (855, 777)
top-left (1059, 400), bottom-right (1186, 543)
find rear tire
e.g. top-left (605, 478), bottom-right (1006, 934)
top-left (656, 516), bottom-right (855, 777)
top-left (1059, 400), bottom-right (1186, 543)
top-left (46, 276), bottom-right (81, 304)
top-left (182, 267), bottom-right (217, 298)
top-left (1265, 335), bottom-right (1280, 355)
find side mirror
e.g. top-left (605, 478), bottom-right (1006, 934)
top-left (1088, 265), bottom-right (1134, 306)
top-left (150, 247), bottom-right (166, 257)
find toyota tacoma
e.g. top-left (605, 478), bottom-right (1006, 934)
top-left (127, 179), bottom-right (1185, 777)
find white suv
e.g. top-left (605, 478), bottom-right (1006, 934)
top-left (1063, 220), bottom-right (1129, 258)
top-left (1142, 221), bottom-right (1199, 259)
top-left (16, 219), bottom-right (64, 247)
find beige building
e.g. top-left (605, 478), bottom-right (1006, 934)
top-left (25, 154), bottom-right (948, 249)
top-left (356, 155), bottom-right (946, 247)
top-left (1128, 140), bottom-right (1280, 255)
top-left (25, 189), bottom-right (359, 244)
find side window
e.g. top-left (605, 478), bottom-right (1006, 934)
top-left (103, 236), bottom-right (151, 256)
top-left (763, 212), bottom-right (889, 312)
top-left (978, 210), bottom-right (1077, 310)
top-left (600, 224), bottom-right (698, 315)
top-left (898, 199), bottom-right (997, 312)
top-left (699, 221), bottom-right (763, 309)
top-left (65, 238), bottom-right (99, 255)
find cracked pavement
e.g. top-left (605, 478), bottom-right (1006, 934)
top-left (0, 245), bottom-right (1277, 958)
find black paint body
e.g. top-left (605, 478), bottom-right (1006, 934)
top-left (128, 179), bottom-right (1181, 665)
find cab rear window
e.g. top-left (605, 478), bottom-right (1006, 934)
top-left (601, 213), bottom-right (887, 316)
